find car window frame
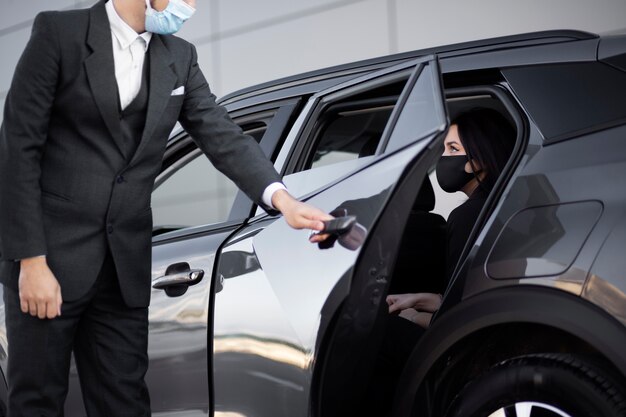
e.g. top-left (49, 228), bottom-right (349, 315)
top-left (377, 59), bottom-right (447, 154)
top-left (299, 96), bottom-right (398, 172)
top-left (435, 84), bottom-right (530, 303)
top-left (248, 56), bottom-right (447, 220)
top-left (280, 57), bottom-right (442, 177)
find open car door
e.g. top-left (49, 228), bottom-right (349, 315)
top-left (211, 56), bottom-right (449, 417)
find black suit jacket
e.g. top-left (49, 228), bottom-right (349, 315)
top-left (0, 1), bottom-right (281, 307)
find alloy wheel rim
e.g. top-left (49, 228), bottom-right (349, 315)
top-left (487, 401), bottom-right (572, 417)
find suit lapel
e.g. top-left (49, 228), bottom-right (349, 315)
top-left (84, 1), bottom-right (126, 157)
top-left (129, 35), bottom-right (177, 167)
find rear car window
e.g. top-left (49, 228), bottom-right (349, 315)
top-left (503, 62), bottom-right (626, 144)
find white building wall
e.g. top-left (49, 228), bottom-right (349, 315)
top-left (1, 0), bottom-right (626, 124)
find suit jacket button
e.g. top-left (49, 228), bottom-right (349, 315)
top-left (116, 175), bottom-right (124, 184)
top-left (107, 224), bottom-right (114, 234)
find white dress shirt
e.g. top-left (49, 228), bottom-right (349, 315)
top-left (104, 1), bottom-right (285, 208)
top-left (105, 1), bottom-right (152, 110)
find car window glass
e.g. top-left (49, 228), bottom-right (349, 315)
top-left (300, 60), bottom-right (444, 174)
top-left (151, 150), bottom-right (239, 231)
top-left (152, 124), bottom-right (267, 234)
top-left (309, 106), bottom-right (394, 170)
top-left (299, 83), bottom-right (406, 173)
top-left (503, 62), bottom-right (626, 143)
top-left (383, 62), bottom-right (446, 154)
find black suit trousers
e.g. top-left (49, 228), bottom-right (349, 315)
top-left (3, 252), bottom-right (150, 417)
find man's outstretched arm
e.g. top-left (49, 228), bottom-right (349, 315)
top-left (177, 43), bottom-right (332, 234)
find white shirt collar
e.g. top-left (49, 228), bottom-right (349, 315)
top-left (105, 0), bottom-right (152, 51)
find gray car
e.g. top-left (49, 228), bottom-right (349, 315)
top-left (1, 29), bottom-right (625, 417)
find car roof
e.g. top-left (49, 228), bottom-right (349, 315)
top-left (218, 30), bottom-right (597, 107)
top-left (169, 30), bottom-right (600, 141)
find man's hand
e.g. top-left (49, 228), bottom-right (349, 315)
top-left (271, 189), bottom-right (333, 242)
top-left (18, 257), bottom-right (63, 319)
top-left (387, 292), bottom-right (442, 314)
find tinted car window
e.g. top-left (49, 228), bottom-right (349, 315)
top-left (289, 71), bottom-right (410, 174)
top-left (152, 125), bottom-right (267, 232)
top-left (151, 150), bottom-right (239, 230)
top-left (503, 62), bottom-right (626, 143)
top-left (302, 61), bottom-right (445, 173)
top-left (309, 106), bottom-right (393, 169)
top-left (383, 61), bottom-right (446, 153)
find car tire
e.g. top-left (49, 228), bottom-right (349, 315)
top-left (445, 353), bottom-right (626, 417)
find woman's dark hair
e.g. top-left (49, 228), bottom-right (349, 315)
top-left (452, 108), bottom-right (516, 192)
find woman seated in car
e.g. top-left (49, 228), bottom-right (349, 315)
top-left (361, 108), bottom-right (516, 417)
top-left (388, 107), bottom-right (516, 327)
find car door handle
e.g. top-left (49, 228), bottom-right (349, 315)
top-left (315, 212), bottom-right (366, 251)
top-left (215, 273), bottom-right (225, 294)
top-left (152, 268), bottom-right (204, 290)
top-left (322, 215), bottom-right (357, 235)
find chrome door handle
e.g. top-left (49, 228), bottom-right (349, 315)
top-left (152, 268), bottom-right (204, 290)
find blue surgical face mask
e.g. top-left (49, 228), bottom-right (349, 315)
top-left (145, 0), bottom-right (196, 35)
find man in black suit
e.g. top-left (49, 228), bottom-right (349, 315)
top-left (0, 0), bottom-right (329, 415)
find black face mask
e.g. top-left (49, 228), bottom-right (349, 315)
top-left (436, 155), bottom-right (475, 193)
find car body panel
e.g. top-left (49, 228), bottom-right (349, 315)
top-left (449, 123), bottom-right (626, 303)
top-left (584, 213), bottom-right (626, 327)
top-left (598, 33), bottom-right (626, 72)
top-left (147, 227), bottom-right (236, 416)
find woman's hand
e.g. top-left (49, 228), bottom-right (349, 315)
top-left (398, 308), bottom-right (433, 329)
top-left (387, 292), bottom-right (442, 314)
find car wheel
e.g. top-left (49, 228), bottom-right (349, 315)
top-left (446, 353), bottom-right (626, 417)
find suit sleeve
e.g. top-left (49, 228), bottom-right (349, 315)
top-left (0, 12), bottom-right (60, 260)
top-left (177, 43), bottom-right (282, 213)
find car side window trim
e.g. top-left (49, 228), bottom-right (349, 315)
top-left (298, 96), bottom-right (397, 171)
top-left (278, 65), bottom-right (420, 176)
top-left (378, 58), bottom-right (447, 154)
top-left (282, 70), bottom-right (413, 175)
top-left (441, 84), bottom-right (529, 293)
top-left (151, 218), bottom-right (244, 245)
top-left (282, 56), bottom-right (443, 175)
top-left (228, 99), bottom-right (304, 221)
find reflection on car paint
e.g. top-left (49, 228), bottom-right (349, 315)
top-left (214, 336), bottom-right (308, 370)
top-left (584, 274), bottom-right (626, 326)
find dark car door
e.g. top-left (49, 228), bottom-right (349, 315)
top-left (211, 56), bottom-right (448, 417)
top-left (146, 102), bottom-right (302, 417)
top-left (63, 100), bottom-right (300, 416)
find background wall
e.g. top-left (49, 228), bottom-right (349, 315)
top-left (2, 0), bottom-right (626, 125)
